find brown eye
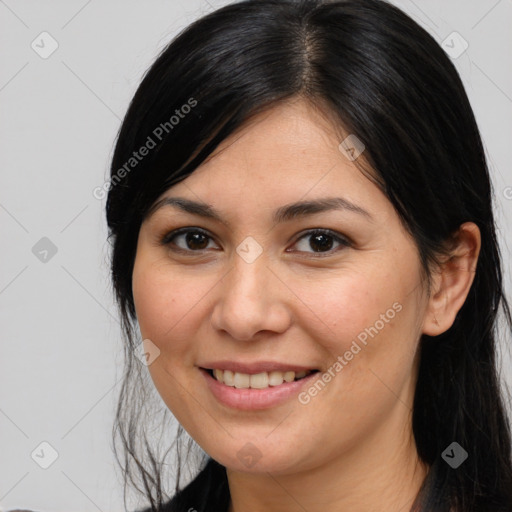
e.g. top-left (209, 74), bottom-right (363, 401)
top-left (182, 231), bottom-right (210, 250)
top-left (162, 228), bottom-right (218, 252)
top-left (307, 233), bottom-right (334, 252)
top-left (291, 229), bottom-right (350, 256)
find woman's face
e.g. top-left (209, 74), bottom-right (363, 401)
top-left (132, 98), bottom-right (431, 475)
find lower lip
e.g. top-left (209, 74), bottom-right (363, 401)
top-left (200, 368), bottom-right (319, 410)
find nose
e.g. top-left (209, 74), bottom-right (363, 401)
top-left (210, 254), bottom-right (292, 341)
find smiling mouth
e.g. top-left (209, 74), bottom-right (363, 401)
top-left (203, 368), bottom-right (320, 389)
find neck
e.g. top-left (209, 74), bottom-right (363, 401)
top-left (226, 413), bottom-right (428, 512)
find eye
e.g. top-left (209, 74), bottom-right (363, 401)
top-left (289, 229), bottom-right (351, 256)
top-left (161, 227), bottom-right (219, 253)
top-left (161, 227), bottom-right (351, 256)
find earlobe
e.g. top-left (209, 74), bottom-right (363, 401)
top-left (422, 222), bottom-right (481, 336)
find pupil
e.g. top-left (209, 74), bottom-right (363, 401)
top-left (310, 233), bottom-right (333, 252)
top-left (187, 232), bottom-right (208, 250)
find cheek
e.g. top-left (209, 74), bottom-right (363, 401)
top-left (132, 260), bottom-right (217, 356)
top-left (131, 261), bottom-right (213, 414)
top-left (284, 266), bottom-right (423, 454)
top-left (291, 262), bottom-right (423, 382)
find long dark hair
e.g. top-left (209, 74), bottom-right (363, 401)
top-left (105, 1), bottom-right (512, 510)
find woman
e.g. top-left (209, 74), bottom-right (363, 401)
top-left (106, 0), bottom-right (512, 511)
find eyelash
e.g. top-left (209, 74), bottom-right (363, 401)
top-left (160, 227), bottom-right (351, 257)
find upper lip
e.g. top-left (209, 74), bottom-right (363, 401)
top-left (199, 361), bottom-right (319, 374)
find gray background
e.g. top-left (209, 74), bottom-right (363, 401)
top-left (1, 0), bottom-right (511, 510)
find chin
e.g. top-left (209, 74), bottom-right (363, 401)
top-left (206, 440), bottom-right (314, 476)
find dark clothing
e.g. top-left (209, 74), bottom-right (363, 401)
top-left (136, 458), bottom-right (230, 512)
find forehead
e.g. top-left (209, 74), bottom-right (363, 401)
top-left (161, 99), bottom-right (379, 202)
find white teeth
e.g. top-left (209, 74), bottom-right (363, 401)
top-left (210, 369), bottom-right (313, 388)
top-left (223, 370), bottom-right (235, 386)
top-left (233, 372), bottom-right (250, 388)
top-left (250, 372), bottom-right (268, 389)
top-left (268, 371), bottom-right (284, 386)
top-left (283, 371), bottom-right (295, 382)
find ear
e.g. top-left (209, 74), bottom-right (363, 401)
top-left (422, 222), bottom-right (481, 336)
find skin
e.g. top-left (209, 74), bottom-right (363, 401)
top-left (132, 97), bottom-right (481, 512)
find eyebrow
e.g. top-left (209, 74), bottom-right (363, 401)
top-left (147, 196), bottom-right (373, 227)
